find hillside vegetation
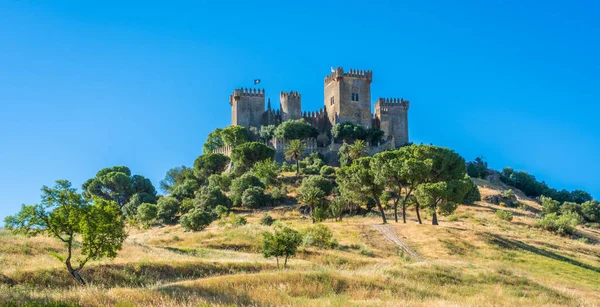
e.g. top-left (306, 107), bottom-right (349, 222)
top-left (1, 177), bottom-right (599, 307)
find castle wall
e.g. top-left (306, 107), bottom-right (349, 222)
top-left (280, 91), bottom-right (302, 122)
top-left (230, 88), bottom-right (265, 129)
top-left (323, 68), bottom-right (372, 128)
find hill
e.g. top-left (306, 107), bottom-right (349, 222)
top-left (0, 178), bottom-right (599, 306)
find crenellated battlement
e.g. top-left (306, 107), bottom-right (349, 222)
top-left (280, 91), bottom-right (301, 98)
top-left (324, 67), bottom-right (372, 84)
top-left (344, 68), bottom-right (372, 79)
top-left (302, 107), bottom-right (326, 119)
top-left (375, 98), bottom-right (410, 111)
top-left (232, 88), bottom-right (265, 97)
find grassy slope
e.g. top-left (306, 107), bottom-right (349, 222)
top-left (0, 179), bottom-right (599, 307)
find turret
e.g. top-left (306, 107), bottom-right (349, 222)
top-left (230, 88), bottom-right (266, 129)
top-left (374, 98), bottom-right (410, 147)
top-left (279, 91), bottom-right (302, 122)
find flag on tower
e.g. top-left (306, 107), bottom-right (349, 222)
top-left (254, 79), bottom-right (261, 85)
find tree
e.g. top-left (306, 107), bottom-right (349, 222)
top-left (466, 156), bottom-right (488, 179)
top-left (193, 153), bottom-right (230, 180)
top-left (221, 125), bottom-right (249, 147)
top-left (242, 186), bottom-right (267, 208)
top-left (137, 203), bottom-right (158, 225)
top-left (231, 142), bottom-right (275, 174)
top-left (123, 192), bottom-right (158, 218)
top-left (300, 175), bottom-right (334, 196)
top-left (194, 185), bottom-right (232, 211)
top-left (4, 180), bottom-right (127, 285)
top-left (348, 139), bottom-right (368, 160)
top-left (299, 186), bottom-right (325, 223)
top-left (203, 128), bottom-right (225, 154)
top-left (180, 208), bottom-right (214, 231)
top-left (251, 158), bottom-right (279, 186)
top-left (260, 125), bottom-right (276, 142)
top-left (338, 142), bottom-right (352, 167)
top-left (159, 166), bottom-right (195, 193)
top-left (274, 119), bottom-right (319, 140)
top-left (540, 196), bottom-right (561, 216)
top-left (337, 157), bottom-right (387, 224)
top-left (414, 180), bottom-right (470, 225)
top-left (261, 226), bottom-right (303, 269)
top-left (331, 122), bottom-right (367, 143)
top-left (571, 190), bottom-right (593, 204)
top-left (170, 178), bottom-right (201, 201)
top-left (230, 173), bottom-right (265, 206)
top-left (463, 178), bottom-right (482, 204)
top-left (157, 197), bottom-right (180, 224)
top-left (83, 166), bottom-right (157, 212)
top-left (285, 140), bottom-right (305, 175)
top-left (581, 200), bottom-right (600, 222)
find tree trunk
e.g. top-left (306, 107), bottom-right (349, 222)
top-left (310, 205), bottom-right (315, 223)
top-left (393, 198), bottom-right (399, 223)
top-left (284, 255), bottom-right (289, 269)
top-left (432, 211), bottom-right (439, 225)
top-left (374, 195), bottom-right (387, 224)
top-left (402, 200), bottom-right (407, 224)
top-left (415, 203), bottom-right (422, 224)
top-left (296, 159), bottom-right (299, 176)
top-left (276, 257), bottom-right (279, 269)
top-left (66, 259), bottom-right (86, 285)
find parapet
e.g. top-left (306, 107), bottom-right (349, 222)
top-left (232, 88), bottom-right (265, 98)
top-left (375, 98), bottom-right (409, 114)
top-left (324, 67), bottom-right (373, 84)
top-left (280, 91), bottom-right (301, 98)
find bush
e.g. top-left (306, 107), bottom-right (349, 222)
top-left (180, 209), bottom-right (214, 231)
top-left (503, 189), bottom-right (516, 199)
top-left (180, 198), bottom-right (195, 214)
top-left (195, 185), bottom-right (232, 211)
top-left (222, 212), bottom-right (247, 227)
top-left (230, 173), bottom-right (265, 206)
top-left (262, 226), bottom-right (303, 269)
top-left (214, 205), bottom-right (229, 218)
top-left (302, 224), bottom-right (338, 249)
top-left (269, 186), bottom-right (287, 205)
top-left (495, 210), bottom-right (513, 221)
top-left (581, 200), bottom-right (600, 222)
top-left (157, 197), bottom-right (180, 224)
top-left (137, 203), bottom-right (157, 224)
top-left (540, 196), bottom-right (561, 216)
top-left (535, 212), bottom-right (581, 236)
top-left (208, 173), bottom-right (233, 191)
top-left (320, 165), bottom-right (335, 176)
top-left (463, 180), bottom-right (481, 204)
top-left (251, 158), bottom-right (279, 186)
top-left (299, 175), bottom-right (334, 196)
top-left (359, 245), bottom-right (374, 257)
top-left (242, 186), bottom-right (267, 208)
top-left (260, 214), bottom-right (275, 226)
top-left (231, 142), bottom-right (275, 174)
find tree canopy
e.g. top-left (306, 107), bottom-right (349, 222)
top-left (274, 119), bottom-right (318, 140)
top-left (231, 142), bottom-right (275, 174)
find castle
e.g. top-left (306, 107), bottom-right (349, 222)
top-left (216, 67), bottom-right (410, 162)
top-left (229, 67), bottom-right (410, 148)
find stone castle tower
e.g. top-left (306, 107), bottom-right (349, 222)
top-left (324, 68), bottom-right (373, 128)
top-left (228, 67), bottom-right (410, 148)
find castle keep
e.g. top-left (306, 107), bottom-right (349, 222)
top-left (229, 67), bottom-right (410, 148)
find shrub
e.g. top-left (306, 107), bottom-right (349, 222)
top-left (157, 197), bottom-right (180, 224)
top-left (231, 142), bottom-right (275, 174)
top-left (269, 186), bottom-right (287, 205)
top-left (242, 186), bottom-right (267, 208)
top-left (251, 158), bottom-right (279, 186)
top-left (299, 175), bottom-right (334, 196)
top-left (260, 214), bottom-right (275, 226)
top-left (262, 226), bottom-right (303, 269)
top-left (222, 212), bottom-right (247, 227)
top-left (137, 203), bottom-right (158, 224)
top-left (581, 200), bottom-right (600, 222)
top-left (495, 210), bottom-right (513, 221)
top-left (463, 180), bottom-right (481, 204)
top-left (540, 196), bottom-right (560, 216)
top-left (180, 209), bottom-right (214, 231)
top-left (312, 202), bottom-right (331, 222)
top-left (560, 202), bottom-right (581, 216)
top-left (535, 212), bottom-right (581, 236)
top-left (180, 198), bottom-right (195, 214)
top-left (208, 173), bottom-right (233, 191)
top-left (359, 245), bottom-right (374, 257)
top-left (230, 173), bottom-right (265, 206)
top-left (214, 205), bottom-right (229, 218)
top-left (320, 165), bottom-right (335, 176)
top-left (503, 189), bottom-right (516, 199)
top-left (302, 224), bottom-right (338, 249)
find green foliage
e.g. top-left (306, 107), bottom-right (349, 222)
top-left (540, 196), bottom-right (561, 216)
top-left (535, 212), bottom-right (581, 236)
top-left (231, 142), bottom-right (275, 174)
top-left (300, 152), bottom-right (325, 175)
top-left (331, 122), bottom-right (383, 145)
top-left (261, 226), bottom-right (303, 268)
top-left (466, 156), bottom-right (488, 179)
top-left (4, 180), bottom-right (127, 285)
top-left (214, 205), bottom-right (229, 218)
top-left (208, 173), bottom-right (233, 192)
top-left (259, 124), bottom-right (276, 141)
top-left (415, 180), bottom-right (470, 225)
top-left (581, 200), bottom-right (600, 222)
top-left (170, 178), bottom-right (201, 201)
top-left (380, 191), bottom-right (392, 208)
top-left (194, 185), bottom-right (232, 211)
top-left (571, 190), bottom-right (593, 204)
top-left (300, 175), bottom-right (334, 196)
top-left (251, 158), bottom-right (279, 186)
top-left (203, 127), bottom-right (225, 154)
top-left (285, 139), bottom-right (305, 175)
top-left (269, 186), bottom-right (287, 205)
top-left (320, 165), bottom-right (335, 177)
top-left (193, 153), bottom-right (230, 180)
top-left (180, 208), bottom-right (214, 231)
top-left (348, 140), bottom-right (368, 160)
top-left (299, 186), bottom-right (325, 223)
top-left (312, 201), bottom-right (331, 223)
top-left (137, 203), bottom-right (158, 225)
top-left (503, 189), bottom-right (516, 199)
top-left (159, 166), bottom-right (196, 193)
top-left (302, 224), bottom-right (338, 249)
top-left (242, 186), bottom-right (267, 208)
top-left (495, 210), bottom-right (514, 221)
top-left (180, 198), bottom-right (195, 214)
top-left (560, 202), bottom-right (581, 216)
top-left (230, 173), bottom-right (265, 207)
top-left (221, 212), bottom-right (247, 227)
top-left (463, 179), bottom-right (481, 204)
top-left (221, 125), bottom-right (250, 147)
top-left (328, 197), bottom-right (347, 221)
top-left (123, 192), bottom-right (157, 218)
top-left (274, 119), bottom-right (318, 140)
top-left (338, 142), bottom-right (352, 167)
top-left (157, 197), bottom-right (180, 224)
top-left (260, 214), bottom-right (275, 226)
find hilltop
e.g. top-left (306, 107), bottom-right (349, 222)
top-left (1, 176), bottom-right (599, 307)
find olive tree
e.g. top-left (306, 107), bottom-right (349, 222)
top-left (4, 180), bottom-right (127, 285)
top-left (261, 226), bottom-right (303, 269)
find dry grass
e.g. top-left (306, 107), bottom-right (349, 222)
top-left (1, 178), bottom-right (599, 306)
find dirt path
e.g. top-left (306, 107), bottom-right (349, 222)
top-left (372, 224), bottom-right (425, 261)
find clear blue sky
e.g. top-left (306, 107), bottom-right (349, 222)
top-left (1, 0), bottom-right (599, 223)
